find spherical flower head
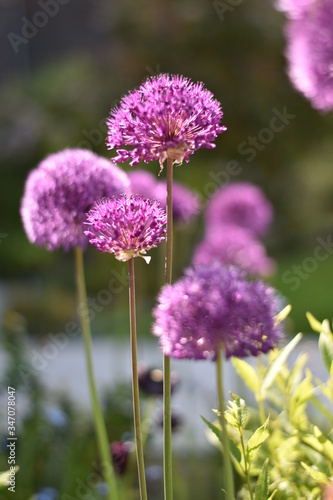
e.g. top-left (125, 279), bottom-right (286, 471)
top-left (155, 180), bottom-right (201, 225)
top-left (285, 0), bottom-right (333, 112)
top-left (106, 74), bottom-right (226, 169)
top-left (152, 263), bottom-right (283, 360)
top-left (20, 149), bottom-right (130, 251)
top-left (85, 194), bottom-right (167, 262)
top-left (138, 364), bottom-right (179, 396)
top-left (205, 182), bottom-right (273, 238)
top-left (192, 224), bottom-right (275, 277)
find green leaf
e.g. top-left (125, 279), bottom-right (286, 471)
top-left (232, 358), bottom-right (260, 393)
top-left (255, 458), bottom-right (269, 500)
top-left (275, 304), bottom-right (292, 325)
top-left (319, 330), bottom-right (333, 373)
top-left (201, 415), bottom-right (222, 446)
top-left (301, 462), bottom-right (330, 485)
top-left (306, 311), bottom-right (323, 333)
top-left (261, 333), bottom-right (302, 394)
top-left (225, 393), bottom-right (248, 429)
top-left (247, 417), bottom-right (270, 457)
top-left (228, 437), bottom-right (242, 464)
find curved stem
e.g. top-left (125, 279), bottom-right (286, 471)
top-left (216, 349), bottom-right (235, 500)
top-left (164, 157), bottom-right (174, 500)
top-left (74, 247), bottom-right (118, 500)
top-left (128, 257), bottom-right (148, 500)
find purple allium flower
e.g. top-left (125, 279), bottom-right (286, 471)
top-left (85, 195), bottom-right (167, 263)
top-left (110, 441), bottom-right (133, 475)
top-left (285, 0), bottom-right (333, 112)
top-left (106, 74), bottom-right (226, 169)
top-left (152, 263), bottom-right (283, 360)
top-left (128, 169), bottom-right (158, 199)
top-left (155, 180), bottom-right (201, 225)
top-left (20, 149), bottom-right (130, 251)
top-left (192, 225), bottom-right (275, 277)
top-left (205, 182), bottom-right (273, 238)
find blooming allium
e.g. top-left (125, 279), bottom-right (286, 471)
top-left (152, 263), bottom-right (283, 360)
top-left (85, 195), bottom-right (166, 262)
top-left (285, 0), bottom-right (333, 112)
top-left (106, 74), bottom-right (226, 169)
top-left (205, 182), bottom-right (273, 238)
top-left (192, 225), bottom-right (275, 276)
top-left (128, 169), bottom-right (158, 199)
top-left (20, 149), bottom-right (130, 251)
top-left (155, 180), bottom-right (201, 225)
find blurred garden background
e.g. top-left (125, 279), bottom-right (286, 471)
top-left (1, 0), bottom-right (333, 498)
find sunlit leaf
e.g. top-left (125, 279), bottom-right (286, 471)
top-left (306, 311), bottom-right (323, 333)
top-left (201, 415), bottom-right (222, 446)
top-left (275, 304), bottom-right (292, 325)
top-left (301, 462), bottom-right (330, 485)
top-left (261, 333), bottom-right (302, 394)
top-left (232, 358), bottom-right (260, 393)
top-left (319, 331), bottom-right (333, 373)
top-left (247, 417), bottom-right (270, 457)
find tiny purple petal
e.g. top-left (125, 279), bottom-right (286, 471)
top-left (85, 194), bottom-right (166, 262)
top-left (106, 74), bottom-right (226, 169)
top-left (20, 149), bottom-right (130, 251)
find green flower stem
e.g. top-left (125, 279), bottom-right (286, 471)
top-left (74, 247), bottom-right (118, 500)
top-left (164, 156), bottom-right (174, 500)
top-left (128, 257), bottom-right (148, 500)
top-left (216, 348), bottom-right (235, 500)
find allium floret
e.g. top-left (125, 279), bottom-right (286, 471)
top-left (106, 74), bottom-right (226, 169)
top-left (85, 194), bottom-right (167, 263)
top-left (20, 149), bottom-right (130, 251)
top-left (152, 263), bottom-right (283, 360)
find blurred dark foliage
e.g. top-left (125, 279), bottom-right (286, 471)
top-left (1, 0), bottom-right (333, 334)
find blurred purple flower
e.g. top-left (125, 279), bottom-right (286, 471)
top-left (21, 149), bottom-right (129, 251)
top-left (128, 169), bottom-right (158, 199)
top-left (205, 182), bottom-right (273, 238)
top-left (110, 441), bottom-right (133, 475)
top-left (155, 180), bottom-right (201, 225)
top-left (85, 195), bottom-right (166, 263)
top-left (152, 263), bottom-right (283, 360)
top-left (192, 224), bottom-right (275, 277)
top-left (106, 74), bottom-right (226, 169)
top-left (285, 1), bottom-right (333, 112)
